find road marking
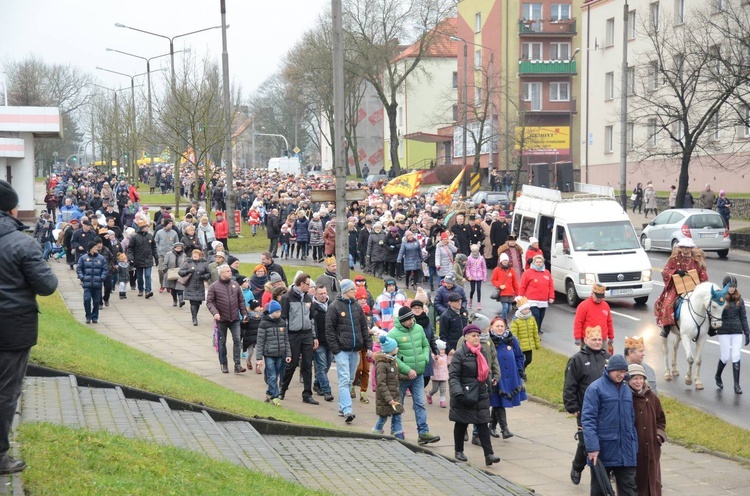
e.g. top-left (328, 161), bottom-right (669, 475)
top-left (727, 272), bottom-right (750, 279)
top-left (706, 339), bottom-right (750, 355)
top-left (653, 281), bottom-right (664, 287)
top-left (611, 310), bottom-right (640, 321)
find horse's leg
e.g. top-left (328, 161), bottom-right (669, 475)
top-left (662, 333), bottom-right (673, 381)
top-left (672, 331), bottom-right (681, 378)
top-left (694, 334), bottom-right (706, 390)
top-left (681, 330), bottom-right (694, 385)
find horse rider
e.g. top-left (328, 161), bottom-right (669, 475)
top-left (655, 238), bottom-right (708, 339)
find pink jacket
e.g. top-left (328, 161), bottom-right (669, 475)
top-left (465, 254), bottom-right (487, 282)
top-left (432, 353), bottom-right (449, 381)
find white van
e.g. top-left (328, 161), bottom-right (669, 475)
top-left (267, 156), bottom-right (301, 175)
top-left (511, 183), bottom-right (653, 306)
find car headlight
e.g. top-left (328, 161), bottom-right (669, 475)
top-left (641, 270), bottom-right (651, 282)
top-left (579, 273), bottom-right (596, 285)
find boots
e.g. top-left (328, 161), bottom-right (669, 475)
top-left (659, 325), bottom-right (671, 339)
top-left (119, 292), bottom-right (126, 299)
top-left (190, 305), bottom-right (198, 326)
top-left (489, 408), bottom-right (500, 438)
top-left (178, 293), bottom-right (185, 308)
top-left (733, 362), bottom-right (742, 394)
top-left (716, 360), bottom-right (726, 389)
top-left (498, 407), bottom-right (514, 439)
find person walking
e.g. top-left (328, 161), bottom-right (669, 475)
top-left (644, 182), bottom-right (658, 218)
top-left (76, 240), bottom-right (109, 324)
top-left (519, 254), bottom-right (554, 333)
top-left (715, 275), bottom-right (750, 394)
top-left (449, 324), bottom-right (501, 466)
top-left (699, 184), bottom-right (716, 210)
top-left (488, 317), bottom-right (526, 439)
top-left (563, 326), bottom-right (610, 486)
top-left (310, 285), bottom-right (334, 402)
top-left (581, 355), bottom-right (638, 496)
top-left (0, 180), bottom-right (58, 475)
top-left (491, 253), bottom-right (518, 323)
top-left (371, 335), bottom-right (405, 439)
top-left (667, 185), bottom-right (677, 210)
top-left (325, 279), bottom-right (372, 423)
top-left (178, 249), bottom-right (212, 326)
top-left (717, 190), bottom-right (732, 228)
top-left (256, 300), bottom-right (292, 406)
top-left (127, 219), bottom-right (159, 298)
top-left (154, 218), bottom-right (179, 293)
top-left (396, 230), bottom-right (423, 291)
top-left (466, 244), bottom-right (487, 311)
top-left (632, 183), bottom-right (644, 214)
top-left (206, 264), bottom-right (249, 374)
top-left (627, 364), bottom-right (666, 496)
top-left (162, 242), bottom-right (187, 307)
top-left (511, 297), bottom-right (541, 369)
top-left (280, 273), bottom-right (319, 405)
top-left (573, 284), bottom-right (614, 354)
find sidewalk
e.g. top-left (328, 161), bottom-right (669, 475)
top-left (49, 260), bottom-right (750, 495)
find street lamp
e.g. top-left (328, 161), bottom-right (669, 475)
top-left (91, 83), bottom-right (133, 172)
top-left (569, 47), bottom-right (580, 171)
top-left (254, 132), bottom-right (290, 156)
top-left (619, 0), bottom-right (630, 209)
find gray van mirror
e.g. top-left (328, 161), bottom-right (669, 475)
top-left (556, 241), bottom-right (569, 255)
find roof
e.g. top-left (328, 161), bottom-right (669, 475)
top-left (403, 131), bottom-right (452, 143)
top-left (394, 17), bottom-right (457, 62)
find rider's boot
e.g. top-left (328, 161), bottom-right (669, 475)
top-left (659, 324), bottom-right (671, 339)
top-left (733, 362), bottom-right (742, 394)
top-left (715, 360), bottom-right (726, 389)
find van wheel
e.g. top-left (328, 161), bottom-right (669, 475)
top-left (717, 249), bottom-right (729, 259)
top-left (634, 296), bottom-right (649, 305)
top-left (566, 280), bottom-right (581, 307)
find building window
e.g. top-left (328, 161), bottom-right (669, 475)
top-left (452, 104), bottom-right (459, 123)
top-left (605, 18), bottom-right (615, 47)
top-left (744, 106), bottom-right (750, 138)
top-left (398, 107), bottom-right (403, 127)
top-left (605, 72), bottom-right (614, 100)
top-left (650, 2), bottom-right (660, 32)
top-left (475, 12), bottom-right (482, 33)
top-left (521, 42), bottom-right (543, 60)
top-left (522, 3), bottom-right (543, 20)
top-left (710, 45), bottom-right (722, 74)
top-left (522, 82), bottom-right (543, 110)
top-left (605, 125), bottom-right (614, 153)
top-left (627, 66), bottom-right (635, 95)
top-left (650, 61), bottom-right (660, 90)
top-left (549, 82), bottom-right (570, 101)
top-left (475, 85), bottom-right (483, 107)
top-left (549, 43), bottom-right (571, 60)
top-left (453, 71), bottom-right (458, 89)
top-left (628, 10), bottom-right (637, 39)
top-left (712, 113), bottom-right (721, 140)
top-left (675, 0), bottom-right (685, 24)
top-left (648, 118), bottom-right (658, 147)
top-left (674, 54), bottom-right (684, 81)
top-left (550, 4), bottom-right (571, 21)
top-left (475, 49), bottom-right (482, 69)
top-left (674, 119), bottom-right (683, 141)
top-left (627, 122), bottom-right (635, 150)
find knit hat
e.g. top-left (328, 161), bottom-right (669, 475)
top-left (354, 274), bottom-right (366, 282)
top-left (606, 354), bottom-right (629, 372)
top-left (384, 278), bottom-right (397, 288)
top-left (269, 272), bottom-right (283, 283)
top-left (340, 278), bottom-right (355, 294)
top-left (267, 300), bottom-right (282, 314)
top-left (409, 299), bottom-right (424, 308)
top-left (398, 306), bottom-right (414, 322)
top-left (235, 275), bottom-right (248, 285)
top-left (628, 364), bottom-right (647, 378)
top-left (253, 264), bottom-right (266, 274)
top-left (249, 300), bottom-right (261, 310)
top-left (227, 256), bottom-right (239, 266)
top-left (515, 296), bottom-right (530, 311)
top-left (380, 334), bottom-right (398, 354)
top-left (448, 292), bottom-right (462, 302)
top-left (529, 236), bottom-right (539, 245)
top-left (499, 211), bottom-right (506, 218)
top-left (214, 252), bottom-right (226, 260)
top-left (440, 232), bottom-right (449, 240)
top-left (462, 323), bottom-right (482, 336)
top-left (470, 244), bottom-right (480, 253)
top-left (499, 253), bottom-right (509, 264)
top-left (355, 286), bottom-right (368, 300)
top-left (443, 274), bottom-right (456, 286)
top-left (436, 339), bottom-right (446, 351)
top-left (677, 238), bottom-right (695, 248)
top-left (585, 325), bottom-right (602, 339)
top-left (624, 336), bottom-right (644, 349)
top-left (414, 287), bottom-right (430, 305)
top-left (0, 180), bottom-right (18, 212)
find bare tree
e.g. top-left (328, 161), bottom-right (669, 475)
top-left (344, 0), bottom-right (454, 176)
top-left (628, 4), bottom-right (750, 207)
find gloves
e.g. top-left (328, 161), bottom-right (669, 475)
top-left (607, 340), bottom-right (614, 356)
top-left (745, 333), bottom-right (750, 347)
top-left (391, 401), bottom-right (405, 414)
top-left (675, 269), bottom-right (686, 277)
top-left (574, 339), bottom-right (582, 347)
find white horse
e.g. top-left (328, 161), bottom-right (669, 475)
top-left (662, 282), bottom-right (728, 390)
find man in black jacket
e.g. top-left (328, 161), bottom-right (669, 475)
top-left (71, 217), bottom-right (95, 264)
top-left (207, 265), bottom-right (249, 374)
top-left (280, 272), bottom-right (319, 404)
top-left (260, 251), bottom-right (287, 286)
top-left (450, 213), bottom-right (471, 255)
top-left (127, 220), bottom-right (159, 298)
top-left (0, 180), bottom-right (58, 474)
top-left (562, 326), bottom-right (610, 485)
top-left (357, 219), bottom-right (372, 272)
top-left (266, 208), bottom-right (281, 257)
top-left (311, 285), bottom-right (334, 402)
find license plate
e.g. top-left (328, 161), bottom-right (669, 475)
top-left (699, 233), bottom-right (718, 238)
top-left (610, 288), bottom-right (633, 296)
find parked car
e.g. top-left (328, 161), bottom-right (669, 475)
top-left (471, 191), bottom-right (514, 216)
top-left (640, 208), bottom-right (730, 258)
top-left (365, 174), bottom-right (389, 186)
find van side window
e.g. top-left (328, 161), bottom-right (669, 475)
top-left (512, 213), bottom-right (522, 238)
top-left (556, 226), bottom-right (570, 254)
top-left (520, 216), bottom-right (536, 241)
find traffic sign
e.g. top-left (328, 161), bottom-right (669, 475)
top-left (293, 147), bottom-right (300, 154)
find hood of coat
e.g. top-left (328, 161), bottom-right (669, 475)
top-left (0, 212), bottom-right (25, 238)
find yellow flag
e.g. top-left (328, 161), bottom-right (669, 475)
top-left (382, 170), bottom-right (424, 197)
top-left (436, 166), bottom-right (465, 205)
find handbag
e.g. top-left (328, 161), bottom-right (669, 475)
top-left (461, 380), bottom-right (480, 407)
top-left (630, 193), bottom-right (637, 201)
top-left (490, 288), bottom-right (500, 300)
top-left (591, 460), bottom-right (615, 496)
top-left (177, 272), bottom-right (192, 286)
top-left (166, 268), bottom-right (180, 281)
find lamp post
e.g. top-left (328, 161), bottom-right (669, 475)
top-left (619, 0), bottom-right (629, 209)
top-left (115, 22), bottom-right (223, 216)
top-left (569, 47), bottom-right (580, 172)
top-left (91, 83), bottom-right (134, 173)
top-left (254, 132), bottom-right (290, 156)
top-left (219, 0), bottom-right (236, 236)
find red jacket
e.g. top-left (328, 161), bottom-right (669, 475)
top-left (525, 246), bottom-right (543, 268)
top-left (128, 185), bottom-right (141, 203)
top-left (573, 295), bottom-right (614, 341)
top-left (214, 218), bottom-right (229, 239)
top-left (519, 268), bottom-right (554, 302)
top-left (491, 266), bottom-right (519, 298)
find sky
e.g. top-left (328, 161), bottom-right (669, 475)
top-left (0, 0), bottom-right (330, 98)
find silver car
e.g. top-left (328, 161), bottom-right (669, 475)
top-left (640, 208), bottom-right (730, 258)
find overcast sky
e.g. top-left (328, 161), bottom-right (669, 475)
top-left (0, 0), bottom-right (329, 98)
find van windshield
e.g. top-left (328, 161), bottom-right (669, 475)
top-left (568, 221), bottom-right (640, 251)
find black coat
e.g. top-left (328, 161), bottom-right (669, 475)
top-left (178, 258), bottom-right (211, 302)
top-left (325, 297), bottom-right (372, 355)
top-left (127, 230), bottom-right (158, 268)
top-left (448, 341), bottom-right (492, 425)
top-left (563, 346), bottom-right (610, 415)
top-left (384, 232), bottom-right (401, 263)
top-left (357, 228), bottom-right (371, 256)
top-left (266, 213), bottom-right (281, 239)
top-left (0, 213), bottom-right (58, 351)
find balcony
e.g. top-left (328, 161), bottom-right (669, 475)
top-left (519, 59), bottom-right (577, 75)
top-left (519, 19), bottom-right (577, 36)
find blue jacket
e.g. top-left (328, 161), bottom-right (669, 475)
top-left (581, 370), bottom-right (638, 468)
top-left (434, 284), bottom-right (467, 315)
top-left (396, 239), bottom-right (423, 271)
top-left (294, 217), bottom-right (310, 243)
top-left (76, 252), bottom-right (109, 289)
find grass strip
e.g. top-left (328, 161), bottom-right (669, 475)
top-left (17, 423), bottom-right (331, 496)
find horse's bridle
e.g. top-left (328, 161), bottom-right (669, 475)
top-left (685, 292), bottom-right (723, 332)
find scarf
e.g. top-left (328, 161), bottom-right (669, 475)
top-left (466, 340), bottom-right (489, 382)
top-left (250, 274), bottom-right (268, 298)
top-left (531, 263), bottom-right (545, 272)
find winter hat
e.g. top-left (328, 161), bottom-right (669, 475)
top-left (384, 278), bottom-right (397, 288)
top-left (211, 240), bottom-right (223, 250)
top-left (227, 256), bottom-right (239, 266)
top-left (354, 274), bottom-right (367, 282)
top-left (269, 272), bottom-right (283, 283)
top-left (414, 287), bottom-right (430, 305)
top-left (267, 300), bottom-right (282, 314)
top-left (448, 292), bottom-right (462, 302)
top-left (339, 278), bottom-right (355, 294)
top-left (235, 275), bottom-right (248, 285)
top-left (380, 334), bottom-right (398, 354)
top-left (214, 252), bottom-right (226, 260)
top-left (499, 253), bottom-right (509, 264)
top-left (249, 300), bottom-right (261, 310)
top-left (515, 296), bottom-right (531, 311)
top-left (606, 354), bottom-right (629, 372)
top-left (355, 286), bottom-right (369, 300)
top-left (470, 244), bottom-right (480, 253)
top-left (409, 299), bottom-right (424, 309)
top-left (398, 306), bottom-right (414, 322)
top-left (443, 274), bottom-right (456, 286)
top-left (0, 180), bottom-right (18, 212)
top-left (628, 364), bottom-right (647, 378)
top-left (529, 236), bottom-right (539, 245)
top-left (471, 313), bottom-right (491, 332)
top-left (499, 211), bottom-right (506, 218)
top-left (440, 232), bottom-right (450, 240)
top-left (435, 339), bottom-right (446, 351)
top-left (462, 323), bottom-right (482, 336)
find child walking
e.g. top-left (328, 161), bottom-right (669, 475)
top-left (426, 339), bottom-right (449, 408)
top-left (279, 224), bottom-right (292, 259)
top-left (116, 252), bottom-right (130, 299)
top-left (511, 296), bottom-right (541, 369)
top-left (255, 300), bottom-right (291, 405)
top-left (466, 244), bottom-right (487, 311)
top-left (372, 335), bottom-right (405, 439)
